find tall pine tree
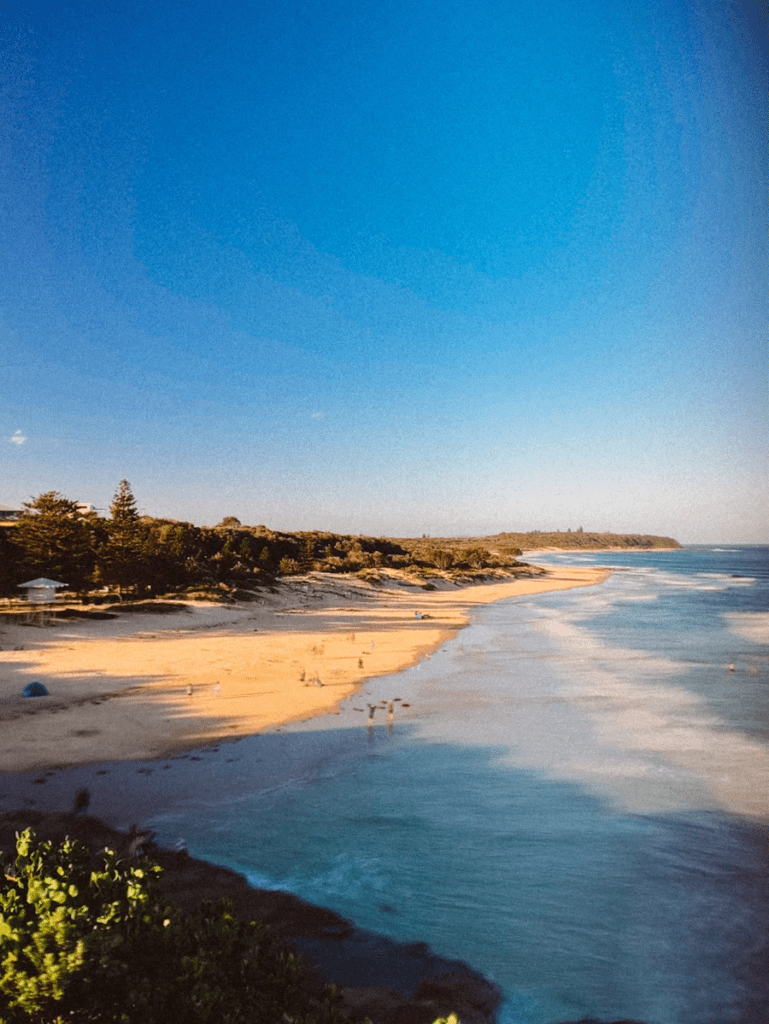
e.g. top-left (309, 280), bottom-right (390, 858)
top-left (102, 480), bottom-right (144, 597)
top-left (110, 479), bottom-right (139, 528)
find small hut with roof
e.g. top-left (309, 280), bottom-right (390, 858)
top-left (18, 578), bottom-right (68, 604)
top-left (16, 578), bottom-right (67, 625)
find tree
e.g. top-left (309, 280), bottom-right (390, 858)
top-left (110, 479), bottom-right (139, 527)
top-left (217, 516), bottom-right (241, 528)
top-left (100, 481), bottom-right (145, 597)
top-left (426, 548), bottom-right (454, 571)
top-left (13, 492), bottom-right (96, 592)
top-left (0, 528), bottom-right (24, 598)
top-left (458, 546), bottom-right (490, 569)
top-left (300, 537), bottom-right (315, 573)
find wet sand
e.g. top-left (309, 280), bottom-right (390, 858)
top-left (0, 566), bottom-right (608, 772)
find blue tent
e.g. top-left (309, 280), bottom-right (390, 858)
top-left (23, 681), bottom-right (49, 697)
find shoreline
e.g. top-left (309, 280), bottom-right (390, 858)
top-left (0, 566), bottom-right (609, 774)
top-left (521, 546), bottom-right (681, 555)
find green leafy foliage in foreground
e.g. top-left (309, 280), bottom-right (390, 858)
top-left (0, 829), bottom-right (357, 1024)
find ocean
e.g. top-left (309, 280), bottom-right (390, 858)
top-left (5, 547), bottom-right (769, 1023)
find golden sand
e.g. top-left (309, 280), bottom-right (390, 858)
top-left (0, 567), bottom-right (608, 772)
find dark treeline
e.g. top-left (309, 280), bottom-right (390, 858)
top-left (0, 483), bottom-right (523, 600)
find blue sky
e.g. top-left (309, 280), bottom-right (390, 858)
top-left (1, 0), bottom-right (766, 542)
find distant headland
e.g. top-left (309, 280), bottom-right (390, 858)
top-left (472, 529), bottom-right (681, 553)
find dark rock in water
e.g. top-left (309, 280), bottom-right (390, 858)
top-left (415, 972), bottom-right (502, 1022)
top-left (335, 977), bottom-right (499, 1024)
top-left (293, 928), bottom-right (502, 1024)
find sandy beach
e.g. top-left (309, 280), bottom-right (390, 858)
top-left (0, 566), bottom-right (608, 773)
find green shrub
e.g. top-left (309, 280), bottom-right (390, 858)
top-left (278, 557), bottom-right (301, 575)
top-left (0, 830), bottom-right (354, 1024)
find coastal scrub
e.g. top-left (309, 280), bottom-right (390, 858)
top-left (0, 829), bottom-right (359, 1023)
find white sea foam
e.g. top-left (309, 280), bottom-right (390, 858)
top-left (245, 872), bottom-right (290, 891)
top-left (256, 851), bottom-right (389, 905)
top-left (724, 611), bottom-right (769, 644)
top-left (499, 593), bottom-right (769, 819)
top-left (699, 572), bottom-right (756, 585)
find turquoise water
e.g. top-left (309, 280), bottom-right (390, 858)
top-left (6, 548), bottom-right (768, 1023)
top-left (143, 547), bottom-right (768, 1024)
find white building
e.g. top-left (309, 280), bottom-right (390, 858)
top-left (0, 504), bottom-right (23, 522)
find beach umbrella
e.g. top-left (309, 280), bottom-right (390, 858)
top-left (22, 681), bottom-right (49, 697)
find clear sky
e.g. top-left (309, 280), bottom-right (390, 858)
top-left (2, 0), bottom-right (766, 543)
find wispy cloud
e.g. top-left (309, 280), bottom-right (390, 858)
top-left (310, 411), bottom-right (324, 420)
top-left (9, 430), bottom-right (26, 445)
